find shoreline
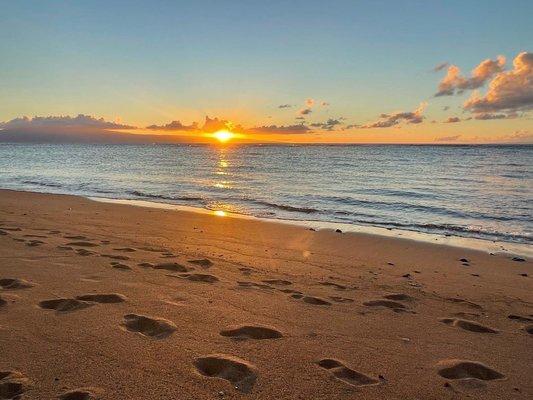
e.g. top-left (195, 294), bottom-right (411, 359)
top-left (89, 196), bottom-right (533, 258)
top-left (0, 188), bottom-right (531, 399)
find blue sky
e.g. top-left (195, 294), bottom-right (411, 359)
top-left (1, 0), bottom-right (532, 142)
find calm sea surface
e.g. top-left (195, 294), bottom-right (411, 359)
top-left (0, 144), bottom-right (531, 245)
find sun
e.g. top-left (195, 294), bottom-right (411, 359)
top-left (213, 129), bottom-right (233, 143)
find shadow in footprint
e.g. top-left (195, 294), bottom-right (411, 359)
top-left (440, 318), bottom-right (498, 333)
top-left (437, 359), bottom-right (504, 381)
top-left (122, 314), bottom-right (176, 339)
top-left (300, 296), bottom-right (331, 306)
top-left (59, 387), bottom-right (102, 400)
top-left (76, 293), bottom-right (126, 303)
top-left (39, 298), bottom-right (94, 312)
top-left (320, 282), bottom-right (347, 290)
top-left (188, 259), bottom-right (213, 268)
top-left (0, 278), bottom-right (34, 290)
top-left (194, 355), bottom-right (257, 393)
top-left (180, 273), bottom-right (219, 283)
top-left (67, 241), bottom-right (99, 247)
top-left (0, 370), bottom-right (32, 399)
top-left (262, 279), bottom-right (292, 286)
top-left (101, 254), bottom-right (130, 261)
top-left (110, 262), bottom-right (132, 271)
top-left (317, 359), bottom-right (380, 387)
top-left (220, 325), bottom-right (282, 340)
top-left (153, 263), bottom-right (190, 273)
top-left (363, 300), bottom-right (406, 312)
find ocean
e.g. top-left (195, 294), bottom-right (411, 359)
top-left (0, 143), bottom-right (531, 246)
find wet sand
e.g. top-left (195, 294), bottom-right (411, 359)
top-left (0, 189), bottom-right (531, 399)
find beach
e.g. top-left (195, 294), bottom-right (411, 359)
top-left (0, 189), bottom-right (531, 399)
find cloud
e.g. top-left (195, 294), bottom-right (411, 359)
top-left (435, 55), bottom-right (505, 96)
top-left (464, 52), bottom-right (533, 113)
top-left (146, 120), bottom-right (198, 131)
top-left (435, 135), bottom-right (461, 142)
top-left (278, 104), bottom-right (292, 109)
top-left (305, 98), bottom-right (315, 107)
top-left (309, 118), bottom-right (342, 131)
top-left (433, 62), bottom-right (449, 72)
top-left (443, 116), bottom-right (461, 123)
top-left (248, 124), bottom-right (311, 134)
top-left (473, 112), bottom-right (518, 120)
top-left (321, 101), bottom-right (330, 106)
top-left (359, 102), bottom-right (427, 128)
top-left (442, 106), bottom-right (450, 111)
top-left (0, 114), bottom-right (136, 130)
top-left (299, 108), bottom-right (313, 115)
top-left (295, 116), bottom-right (305, 120)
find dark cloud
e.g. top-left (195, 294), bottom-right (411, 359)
top-left (435, 135), bottom-right (461, 142)
top-left (248, 124), bottom-right (311, 134)
top-left (309, 118), bottom-right (342, 131)
top-left (278, 104), bottom-right (292, 109)
top-left (359, 103), bottom-right (427, 128)
top-left (464, 52), bottom-right (533, 114)
top-left (443, 116), bottom-right (461, 123)
top-left (299, 108), bottom-right (313, 115)
top-left (435, 56), bottom-right (505, 96)
top-left (321, 101), bottom-right (330, 106)
top-left (473, 112), bottom-right (518, 120)
top-left (146, 120), bottom-right (198, 131)
top-left (433, 62), bottom-right (449, 72)
top-left (0, 114), bottom-right (136, 130)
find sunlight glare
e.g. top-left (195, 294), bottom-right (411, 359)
top-left (213, 130), bottom-right (233, 143)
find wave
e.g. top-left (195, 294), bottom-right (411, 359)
top-left (127, 190), bottom-right (204, 202)
top-left (22, 180), bottom-right (62, 188)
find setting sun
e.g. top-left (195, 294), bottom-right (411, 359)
top-left (213, 130), bottom-right (233, 143)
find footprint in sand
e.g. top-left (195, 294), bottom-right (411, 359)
top-left (0, 229), bottom-right (8, 236)
top-left (188, 259), bottom-right (213, 268)
top-left (0, 370), bottom-right (32, 399)
top-left (122, 314), bottom-right (176, 339)
top-left (153, 262), bottom-right (191, 273)
top-left (26, 239), bottom-right (45, 247)
top-left (137, 262), bottom-right (154, 268)
top-left (437, 359), bottom-right (504, 381)
top-left (180, 273), bottom-right (219, 283)
top-left (76, 293), bottom-right (126, 303)
top-left (317, 359), bottom-right (380, 387)
top-left (363, 299), bottom-right (407, 312)
top-left (320, 282), bottom-right (348, 290)
top-left (57, 245), bottom-right (73, 250)
top-left (220, 325), bottom-right (283, 340)
top-left (194, 355), bottom-right (257, 393)
top-left (329, 296), bottom-right (354, 303)
top-left (64, 235), bottom-right (89, 240)
top-left (0, 278), bottom-right (34, 290)
top-left (101, 254), bottom-right (130, 261)
top-left (59, 387), bottom-right (103, 400)
top-left (0, 226), bottom-right (22, 232)
top-left (0, 296), bottom-right (7, 307)
top-left (444, 297), bottom-right (483, 310)
top-left (23, 234), bottom-right (47, 239)
top-left (440, 318), bottom-right (498, 333)
top-left (237, 281), bottom-right (273, 290)
top-left (110, 262), bottom-right (132, 271)
top-left (291, 294), bottom-right (331, 306)
top-left (113, 247), bottom-right (137, 252)
top-left (39, 298), bottom-right (94, 312)
top-left (67, 241), bottom-right (99, 247)
top-left (383, 293), bottom-right (415, 302)
top-left (508, 314), bottom-right (532, 323)
top-left (262, 279), bottom-right (292, 286)
top-left (76, 249), bottom-right (96, 256)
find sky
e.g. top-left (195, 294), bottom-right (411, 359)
top-left (1, 0), bottom-right (532, 143)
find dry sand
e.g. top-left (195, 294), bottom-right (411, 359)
top-left (0, 189), bottom-right (531, 399)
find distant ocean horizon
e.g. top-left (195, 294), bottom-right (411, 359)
top-left (0, 143), bottom-right (531, 246)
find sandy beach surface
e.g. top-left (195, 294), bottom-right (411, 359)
top-left (0, 189), bottom-right (531, 399)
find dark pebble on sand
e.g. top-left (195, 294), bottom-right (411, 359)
top-left (512, 257), bottom-right (525, 262)
top-left (459, 258), bottom-right (469, 263)
top-left (519, 273), bottom-right (528, 277)
top-left (335, 229), bottom-right (342, 233)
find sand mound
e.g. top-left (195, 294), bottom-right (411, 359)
top-left (317, 359), bottom-right (379, 387)
top-left (220, 325), bottom-right (282, 340)
top-left (122, 314), bottom-right (176, 339)
top-left (194, 355), bottom-right (257, 393)
top-left (440, 318), bottom-right (498, 333)
top-left (59, 387), bottom-right (102, 400)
